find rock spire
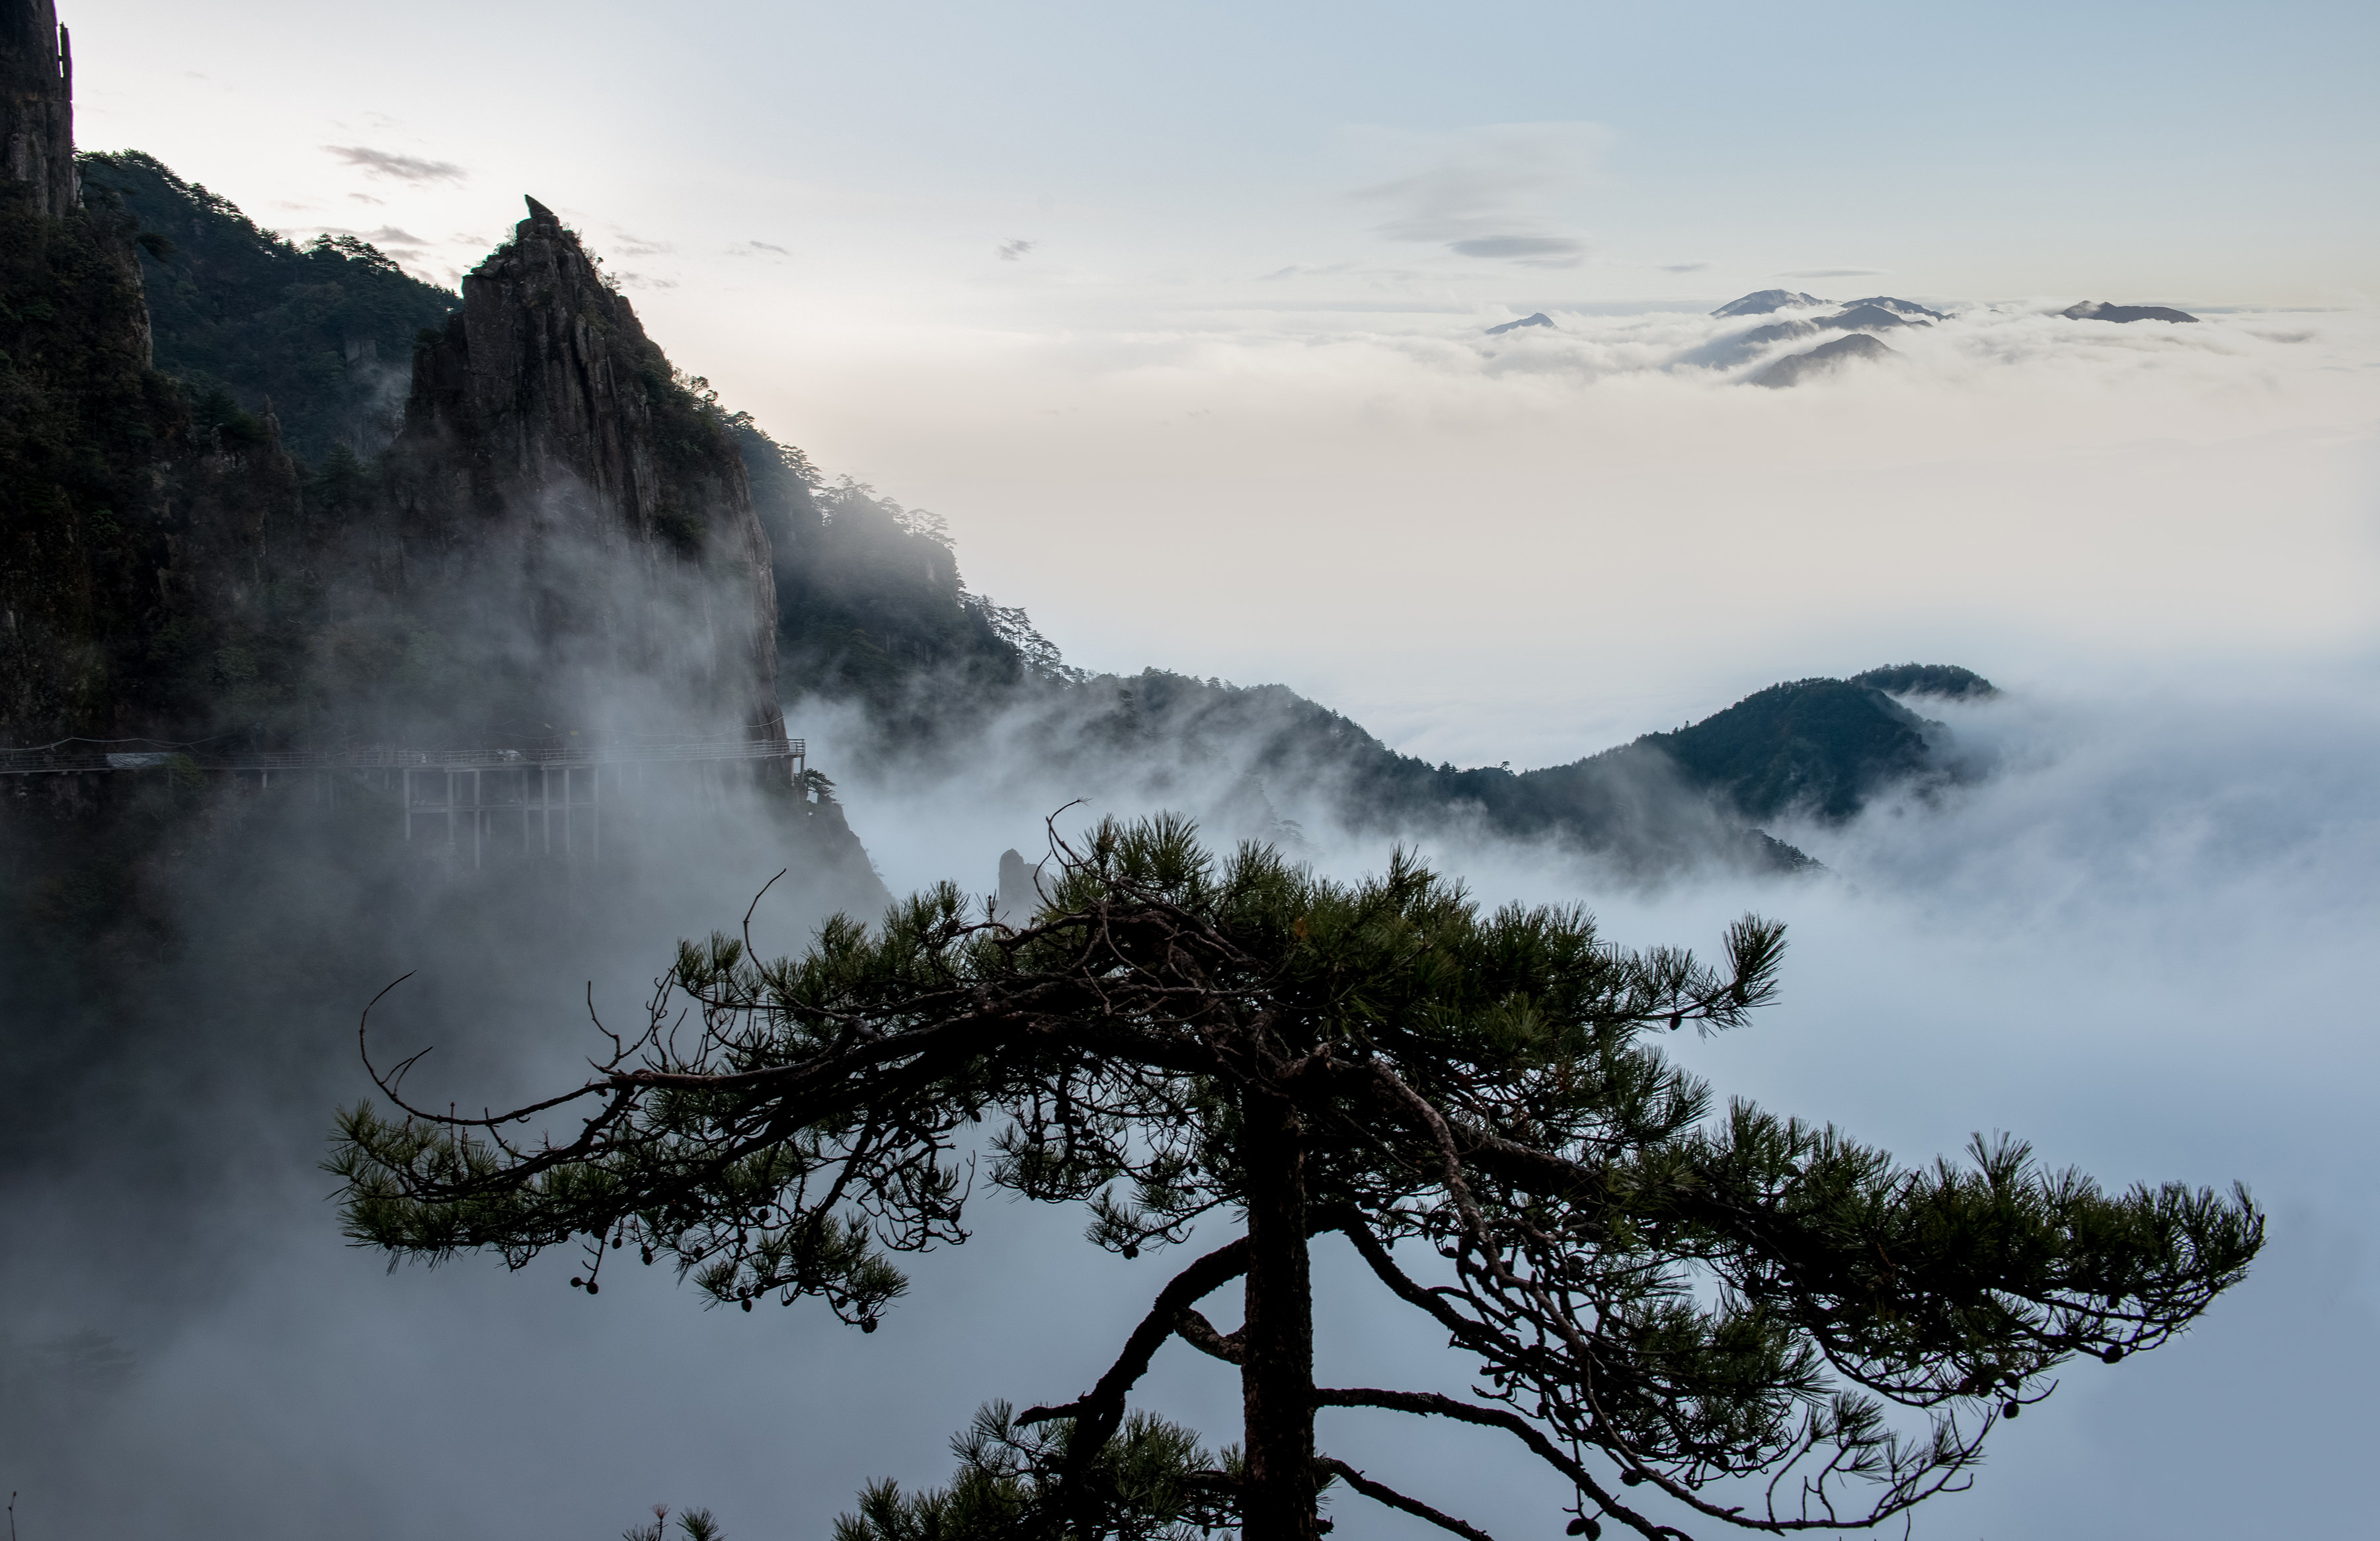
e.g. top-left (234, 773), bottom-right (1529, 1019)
top-left (1, 0), bottom-right (74, 216)
top-left (389, 196), bottom-right (787, 747)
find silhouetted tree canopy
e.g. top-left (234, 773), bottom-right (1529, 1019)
top-left (335, 818), bottom-right (2260, 1541)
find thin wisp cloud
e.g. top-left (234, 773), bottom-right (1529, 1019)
top-left (1351, 120), bottom-right (1606, 268)
top-left (321, 144), bottom-right (467, 184)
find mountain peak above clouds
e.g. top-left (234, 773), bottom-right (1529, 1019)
top-left (1753, 331), bottom-right (1894, 387)
top-left (1842, 296), bottom-right (1946, 320)
top-left (1712, 290), bottom-right (1826, 317)
top-left (1484, 311), bottom-right (1555, 335)
top-left (1848, 662), bottom-right (1997, 699)
top-left (2062, 300), bottom-right (2198, 324)
top-left (1819, 302), bottom-right (1917, 333)
top-left (1734, 319), bottom-right (1819, 348)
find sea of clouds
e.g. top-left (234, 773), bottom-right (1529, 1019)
top-left (9, 662), bottom-right (2376, 1541)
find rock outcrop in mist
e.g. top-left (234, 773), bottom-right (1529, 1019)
top-left (0, 11), bottom-right (284, 749)
top-left (385, 196), bottom-right (787, 745)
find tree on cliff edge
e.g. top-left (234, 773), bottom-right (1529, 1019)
top-left (331, 817), bottom-right (2260, 1541)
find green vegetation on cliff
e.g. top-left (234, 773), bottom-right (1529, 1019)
top-left (77, 150), bottom-right (457, 466)
top-left (1638, 677), bottom-right (1938, 822)
top-left (0, 171), bottom-right (184, 741)
top-left (730, 413), bottom-right (1059, 729)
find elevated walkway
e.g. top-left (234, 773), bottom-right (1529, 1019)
top-left (0, 732), bottom-right (803, 777)
top-left (1, 732), bottom-right (808, 868)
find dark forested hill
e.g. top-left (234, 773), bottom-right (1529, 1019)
top-left (77, 150), bottom-right (457, 466)
top-left (1250, 663), bottom-right (1985, 837)
top-left (1637, 677), bottom-right (1936, 822)
top-left (914, 661), bottom-right (1997, 877)
top-left (729, 413), bottom-right (1063, 733)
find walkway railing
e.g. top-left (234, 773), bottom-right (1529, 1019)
top-left (0, 734), bottom-right (805, 777)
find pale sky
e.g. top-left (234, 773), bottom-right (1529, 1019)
top-left (68, 0), bottom-right (2380, 759)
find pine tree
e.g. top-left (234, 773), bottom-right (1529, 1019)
top-left (333, 816), bottom-right (2261, 1541)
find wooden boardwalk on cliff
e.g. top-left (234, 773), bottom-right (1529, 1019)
top-left (1, 732), bottom-right (808, 867)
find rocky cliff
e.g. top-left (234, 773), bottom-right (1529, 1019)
top-left (10, 0), bottom-right (795, 755)
top-left (384, 198), bottom-right (785, 745)
top-left (1, 0), bottom-right (72, 219)
top-left (0, 0), bottom-right (313, 750)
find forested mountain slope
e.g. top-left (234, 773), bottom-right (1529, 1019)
top-left (78, 151), bottom-right (457, 467)
top-left (928, 662), bottom-right (1994, 874)
top-left (729, 415), bottom-right (1047, 732)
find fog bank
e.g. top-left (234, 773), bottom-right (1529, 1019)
top-left (5, 664), bottom-right (2372, 1539)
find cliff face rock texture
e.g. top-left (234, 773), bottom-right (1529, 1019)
top-left (0, 0), bottom-right (301, 750)
top-left (1, 0), bottom-right (72, 219)
top-left (387, 198), bottom-right (785, 744)
top-left (6, 5), bottom-right (793, 758)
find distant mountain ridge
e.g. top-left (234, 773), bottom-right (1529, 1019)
top-left (916, 662), bottom-right (2002, 879)
top-left (1711, 290), bottom-right (1822, 317)
top-left (2061, 300), bottom-right (2198, 324)
top-left (1825, 302), bottom-right (1920, 332)
top-left (1701, 289), bottom-right (2202, 389)
top-left (1753, 332), bottom-right (1893, 387)
top-left (1843, 296), bottom-right (1946, 320)
top-left (1696, 292), bottom-right (1942, 382)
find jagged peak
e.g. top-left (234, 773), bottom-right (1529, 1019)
top-left (470, 193), bottom-right (606, 289)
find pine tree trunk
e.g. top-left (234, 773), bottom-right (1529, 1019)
top-left (1239, 1088), bottom-right (1318, 1541)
